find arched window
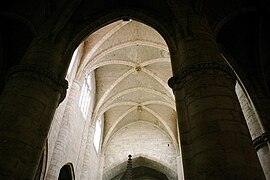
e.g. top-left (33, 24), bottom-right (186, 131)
top-left (58, 163), bottom-right (75, 180)
top-left (94, 116), bottom-right (103, 152)
top-left (79, 74), bottom-right (92, 118)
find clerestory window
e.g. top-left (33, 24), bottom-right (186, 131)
top-left (94, 116), bottom-right (102, 152)
top-left (79, 74), bottom-right (92, 118)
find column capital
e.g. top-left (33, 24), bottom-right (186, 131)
top-left (6, 64), bottom-right (68, 105)
top-left (168, 62), bottom-right (236, 89)
top-left (253, 132), bottom-right (270, 151)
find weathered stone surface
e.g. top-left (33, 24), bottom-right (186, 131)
top-left (1, 1), bottom-right (270, 179)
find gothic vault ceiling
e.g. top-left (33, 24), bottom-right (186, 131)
top-left (77, 20), bottom-right (178, 170)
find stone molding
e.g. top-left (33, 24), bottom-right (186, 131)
top-left (168, 62), bottom-right (236, 89)
top-left (253, 132), bottom-right (270, 151)
top-left (6, 64), bottom-right (68, 104)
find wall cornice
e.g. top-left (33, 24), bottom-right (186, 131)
top-left (168, 62), bottom-right (236, 89)
top-left (6, 64), bottom-right (68, 105)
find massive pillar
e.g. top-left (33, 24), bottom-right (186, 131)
top-left (168, 14), bottom-right (265, 179)
top-left (0, 38), bottom-right (68, 179)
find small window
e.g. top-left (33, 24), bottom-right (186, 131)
top-left (79, 74), bottom-right (92, 118)
top-left (94, 117), bottom-right (102, 152)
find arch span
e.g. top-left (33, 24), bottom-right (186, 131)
top-left (103, 156), bottom-right (177, 180)
top-left (58, 163), bottom-right (75, 180)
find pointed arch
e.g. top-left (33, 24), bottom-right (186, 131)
top-left (58, 163), bottom-right (75, 180)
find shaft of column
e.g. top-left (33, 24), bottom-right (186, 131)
top-left (0, 37), bottom-right (68, 179)
top-left (236, 82), bottom-right (270, 179)
top-left (253, 133), bottom-right (270, 179)
top-left (80, 125), bottom-right (95, 180)
top-left (169, 15), bottom-right (265, 180)
top-left (0, 64), bottom-right (67, 179)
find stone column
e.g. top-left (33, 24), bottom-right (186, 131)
top-left (253, 132), bottom-right (270, 179)
top-left (80, 124), bottom-right (95, 180)
top-left (97, 154), bottom-right (105, 180)
top-left (168, 14), bottom-right (265, 179)
top-left (46, 80), bottom-right (80, 179)
top-left (236, 82), bottom-right (270, 179)
top-left (176, 155), bottom-right (184, 180)
top-left (0, 51), bottom-right (68, 179)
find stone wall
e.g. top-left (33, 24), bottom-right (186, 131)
top-left (45, 48), bottom-right (102, 179)
top-left (103, 121), bottom-right (178, 179)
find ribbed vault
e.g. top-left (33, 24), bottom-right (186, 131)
top-left (77, 20), bottom-right (179, 178)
